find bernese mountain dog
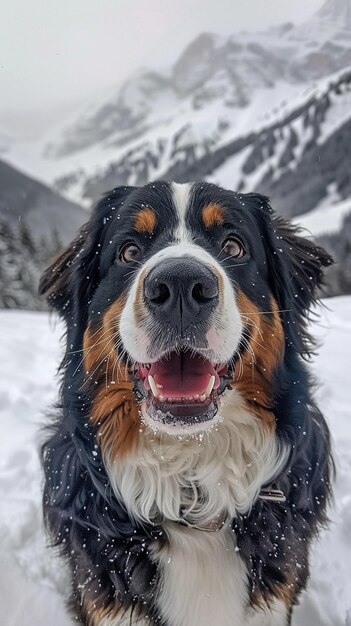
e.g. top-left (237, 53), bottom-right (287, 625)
top-left (39, 182), bottom-right (334, 626)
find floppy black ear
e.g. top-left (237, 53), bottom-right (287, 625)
top-left (269, 213), bottom-right (333, 357)
top-left (272, 214), bottom-right (334, 312)
top-left (39, 223), bottom-right (89, 316)
top-left (39, 185), bottom-right (137, 318)
top-left (244, 193), bottom-right (333, 356)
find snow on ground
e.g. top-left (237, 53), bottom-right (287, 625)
top-left (0, 299), bottom-right (350, 626)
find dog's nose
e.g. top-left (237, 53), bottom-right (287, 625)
top-left (144, 257), bottom-right (218, 328)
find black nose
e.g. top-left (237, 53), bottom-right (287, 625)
top-left (144, 257), bottom-right (218, 330)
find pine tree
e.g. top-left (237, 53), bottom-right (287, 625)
top-left (0, 220), bottom-right (53, 310)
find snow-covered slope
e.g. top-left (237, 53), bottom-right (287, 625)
top-left (294, 197), bottom-right (351, 236)
top-left (309, 0), bottom-right (351, 32)
top-left (46, 0), bottom-right (351, 161)
top-left (0, 299), bottom-right (351, 626)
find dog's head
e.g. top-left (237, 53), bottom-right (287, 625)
top-left (40, 182), bottom-right (332, 444)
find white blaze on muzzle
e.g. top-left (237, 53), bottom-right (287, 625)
top-left (119, 242), bottom-right (243, 365)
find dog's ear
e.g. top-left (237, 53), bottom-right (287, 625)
top-left (39, 186), bottom-right (137, 318)
top-left (271, 214), bottom-right (334, 312)
top-left (244, 193), bottom-right (333, 356)
top-left (39, 223), bottom-right (89, 316)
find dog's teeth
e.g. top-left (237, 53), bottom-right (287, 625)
top-left (205, 375), bottom-right (215, 398)
top-left (157, 383), bottom-right (164, 389)
top-left (148, 375), bottom-right (159, 399)
top-left (159, 394), bottom-right (165, 403)
top-left (200, 394), bottom-right (206, 402)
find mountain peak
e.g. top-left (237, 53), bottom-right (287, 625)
top-left (316, 0), bottom-right (351, 28)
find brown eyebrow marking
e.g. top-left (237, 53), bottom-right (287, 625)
top-left (134, 207), bottom-right (157, 233)
top-left (202, 203), bottom-right (225, 228)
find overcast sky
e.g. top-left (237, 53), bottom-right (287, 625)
top-left (0, 0), bottom-right (324, 137)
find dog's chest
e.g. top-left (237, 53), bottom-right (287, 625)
top-left (152, 524), bottom-right (288, 626)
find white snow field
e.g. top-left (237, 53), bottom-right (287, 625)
top-left (0, 299), bottom-right (350, 626)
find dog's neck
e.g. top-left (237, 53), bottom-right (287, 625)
top-left (104, 388), bottom-right (289, 529)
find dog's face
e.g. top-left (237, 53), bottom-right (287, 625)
top-left (40, 182), bottom-right (332, 442)
top-left (118, 183), bottom-right (249, 434)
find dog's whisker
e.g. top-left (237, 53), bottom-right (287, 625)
top-left (79, 331), bottom-right (120, 388)
top-left (72, 328), bottom-right (118, 376)
top-left (240, 309), bottom-right (293, 315)
top-left (69, 325), bottom-right (117, 364)
top-left (242, 318), bottom-right (265, 341)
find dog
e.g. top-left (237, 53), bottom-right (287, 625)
top-left (40, 182), bottom-right (333, 626)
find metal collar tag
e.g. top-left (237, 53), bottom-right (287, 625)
top-left (258, 489), bottom-right (286, 503)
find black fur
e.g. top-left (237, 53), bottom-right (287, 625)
top-left (40, 182), bottom-right (333, 624)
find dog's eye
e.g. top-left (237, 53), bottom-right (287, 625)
top-left (222, 238), bottom-right (245, 258)
top-left (120, 243), bottom-right (142, 263)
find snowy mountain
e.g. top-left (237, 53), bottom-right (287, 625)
top-left (3, 0), bottom-right (351, 303)
top-left (1, 298), bottom-right (351, 625)
top-left (0, 158), bottom-right (85, 245)
top-left (19, 0), bottom-right (346, 215)
top-left (0, 159), bottom-right (86, 310)
top-left (4, 1), bottom-right (351, 216)
top-left (47, 0), bottom-right (351, 159)
top-left (315, 0), bottom-right (351, 28)
top-left (2, 0), bottom-right (349, 232)
top-left (208, 67), bottom-right (351, 218)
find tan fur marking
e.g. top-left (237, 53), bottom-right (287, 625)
top-left (251, 575), bottom-right (297, 611)
top-left (84, 597), bottom-right (143, 626)
top-left (234, 291), bottom-right (285, 426)
top-left (83, 297), bottom-right (141, 458)
top-left (93, 384), bottom-right (140, 459)
top-left (83, 600), bottom-right (118, 626)
top-left (134, 207), bottom-right (157, 233)
top-left (202, 203), bottom-right (225, 228)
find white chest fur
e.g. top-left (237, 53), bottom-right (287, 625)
top-left (151, 523), bottom-right (288, 626)
top-left (153, 523), bottom-right (248, 626)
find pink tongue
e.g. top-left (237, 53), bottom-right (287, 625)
top-left (148, 352), bottom-right (220, 398)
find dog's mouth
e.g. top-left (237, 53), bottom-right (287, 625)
top-left (132, 350), bottom-right (232, 432)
